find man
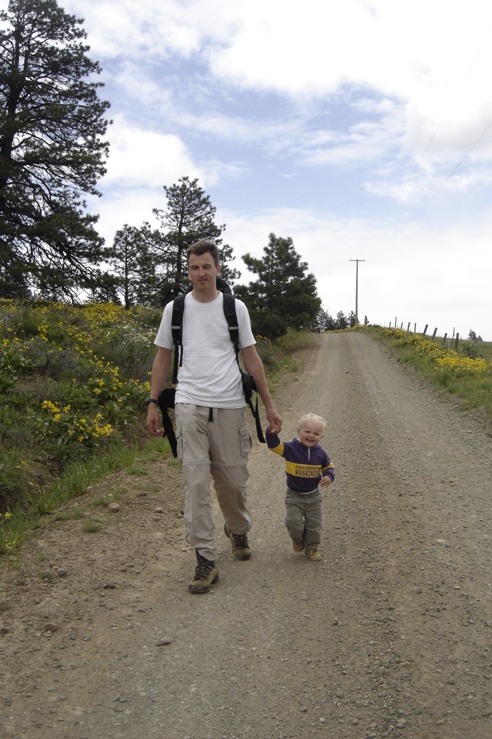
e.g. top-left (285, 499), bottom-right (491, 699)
top-left (146, 241), bottom-right (282, 594)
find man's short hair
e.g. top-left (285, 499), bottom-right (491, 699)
top-left (186, 240), bottom-right (220, 267)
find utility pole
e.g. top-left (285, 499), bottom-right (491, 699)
top-left (350, 259), bottom-right (365, 324)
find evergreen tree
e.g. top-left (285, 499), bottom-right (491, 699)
top-left (0, 0), bottom-right (110, 298)
top-left (325, 313), bottom-right (337, 331)
top-left (86, 272), bottom-right (121, 305)
top-left (152, 176), bottom-right (239, 299)
top-left (106, 224), bottom-right (164, 309)
top-left (336, 311), bottom-right (348, 329)
top-left (234, 233), bottom-right (321, 339)
top-left (218, 242), bottom-right (240, 288)
top-left (311, 307), bottom-right (329, 333)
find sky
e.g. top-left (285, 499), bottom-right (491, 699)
top-left (16, 0), bottom-right (492, 338)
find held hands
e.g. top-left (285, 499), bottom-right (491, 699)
top-left (266, 409), bottom-right (282, 435)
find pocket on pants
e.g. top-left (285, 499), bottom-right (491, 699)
top-left (239, 426), bottom-right (252, 459)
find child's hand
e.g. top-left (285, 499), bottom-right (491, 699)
top-left (320, 477), bottom-right (332, 489)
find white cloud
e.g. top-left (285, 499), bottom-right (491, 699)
top-left (63, 0), bottom-right (492, 170)
top-left (101, 116), bottom-right (200, 187)
top-left (65, 0), bottom-right (205, 59)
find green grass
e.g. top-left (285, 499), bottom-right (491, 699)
top-left (0, 440), bottom-right (160, 556)
top-left (82, 520), bottom-right (101, 534)
top-left (475, 341), bottom-right (492, 362)
top-left (359, 325), bottom-right (492, 422)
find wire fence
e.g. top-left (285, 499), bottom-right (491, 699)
top-left (389, 319), bottom-right (462, 350)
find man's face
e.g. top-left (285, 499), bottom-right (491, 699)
top-left (188, 252), bottom-right (220, 296)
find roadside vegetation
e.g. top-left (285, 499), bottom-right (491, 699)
top-left (360, 325), bottom-right (492, 420)
top-left (0, 299), bottom-right (309, 555)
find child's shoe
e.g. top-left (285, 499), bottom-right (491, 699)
top-left (292, 540), bottom-right (304, 552)
top-left (305, 548), bottom-right (321, 561)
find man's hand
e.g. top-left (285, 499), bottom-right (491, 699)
top-left (146, 405), bottom-right (163, 436)
top-left (266, 408), bottom-right (282, 435)
top-left (319, 477), bottom-right (332, 489)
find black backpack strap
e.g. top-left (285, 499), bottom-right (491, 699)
top-left (171, 294), bottom-right (185, 384)
top-left (222, 292), bottom-right (239, 350)
top-left (248, 394), bottom-right (265, 444)
top-left (157, 388), bottom-right (177, 457)
top-left (223, 293), bottom-right (265, 444)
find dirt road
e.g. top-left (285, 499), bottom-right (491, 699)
top-left (2, 332), bottom-right (492, 738)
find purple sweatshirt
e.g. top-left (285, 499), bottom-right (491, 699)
top-left (266, 431), bottom-right (335, 494)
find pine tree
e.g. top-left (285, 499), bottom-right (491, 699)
top-left (234, 233), bottom-right (321, 339)
top-left (311, 307), bottom-right (330, 333)
top-left (0, 0), bottom-right (110, 298)
top-left (107, 225), bottom-right (164, 309)
top-left (152, 176), bottom-right (239, 298)
top-left (106, 177), bottom-right (240, 306)
top-left (336, 311), bottom-right (348, 329)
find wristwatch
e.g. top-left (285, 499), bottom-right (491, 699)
top-left (146, 398), bottom-right (158, 406)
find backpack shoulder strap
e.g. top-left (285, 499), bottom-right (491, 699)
top-left (222, 294), bottom-right (266, 445)
top-left (222, 292), bottom-right (239, 352)
top-left (171, 294), bottom-right (185, 384)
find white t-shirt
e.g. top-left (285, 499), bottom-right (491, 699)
top-left (154, 292), bottom-right (256, 408)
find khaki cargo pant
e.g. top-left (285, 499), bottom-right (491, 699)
top-left (175, 403), bottom-right (252, 561)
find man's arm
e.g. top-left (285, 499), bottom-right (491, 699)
top-left (146, 347), bottom-right (173, 436)
top-left (241, 344), bottom-right (282, 433)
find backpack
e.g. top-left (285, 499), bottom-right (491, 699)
top-left (158, 287), bottom-right (265, 457)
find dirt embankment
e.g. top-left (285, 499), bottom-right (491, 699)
top-left (1, 332), bottom-right (492, 739)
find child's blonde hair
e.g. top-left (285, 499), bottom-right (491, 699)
top-left (297, 413), bottom-right (326, 432)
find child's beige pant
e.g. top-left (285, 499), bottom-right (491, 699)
top-left (175, 403), bottom-right (252, 561)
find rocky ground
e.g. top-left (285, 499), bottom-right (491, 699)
top-left (1, 331), bottom-right (492, 739)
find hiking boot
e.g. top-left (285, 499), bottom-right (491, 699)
top-left (305, 549), bottom-right (321, 561)
top-left (189, 552), bottom-right (219, 594)
top-left (293, 540), bottom-right (304, 552)
top-left (224, 524), bottom-right (252, 560)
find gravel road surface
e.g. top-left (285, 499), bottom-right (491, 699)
top-left (2, 331), bottom-right (492, 739)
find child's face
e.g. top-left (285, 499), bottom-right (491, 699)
top-left (297, 420), bottom-right (324, 448)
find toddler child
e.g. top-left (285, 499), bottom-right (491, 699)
top-left (266, 413), bottom-right (335, 561)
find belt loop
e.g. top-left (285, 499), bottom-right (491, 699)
top-left (208, 407), bottom-right (214, 422)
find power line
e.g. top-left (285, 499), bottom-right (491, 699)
top-left (386, 117), bottom-right (492, 247)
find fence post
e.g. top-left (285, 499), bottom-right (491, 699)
top-left (441, 333), bottom-right (447, 347)
top-left (455, 333), bottom-right (460, 351)
top-left (414, 323), bottom-right (417, 333)
top-left (431, 328), bottom-right (438, 341)
top-left (407, 322), bottom-right (410, 331)
top-left (422, 324), bottom-right (428, 337)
